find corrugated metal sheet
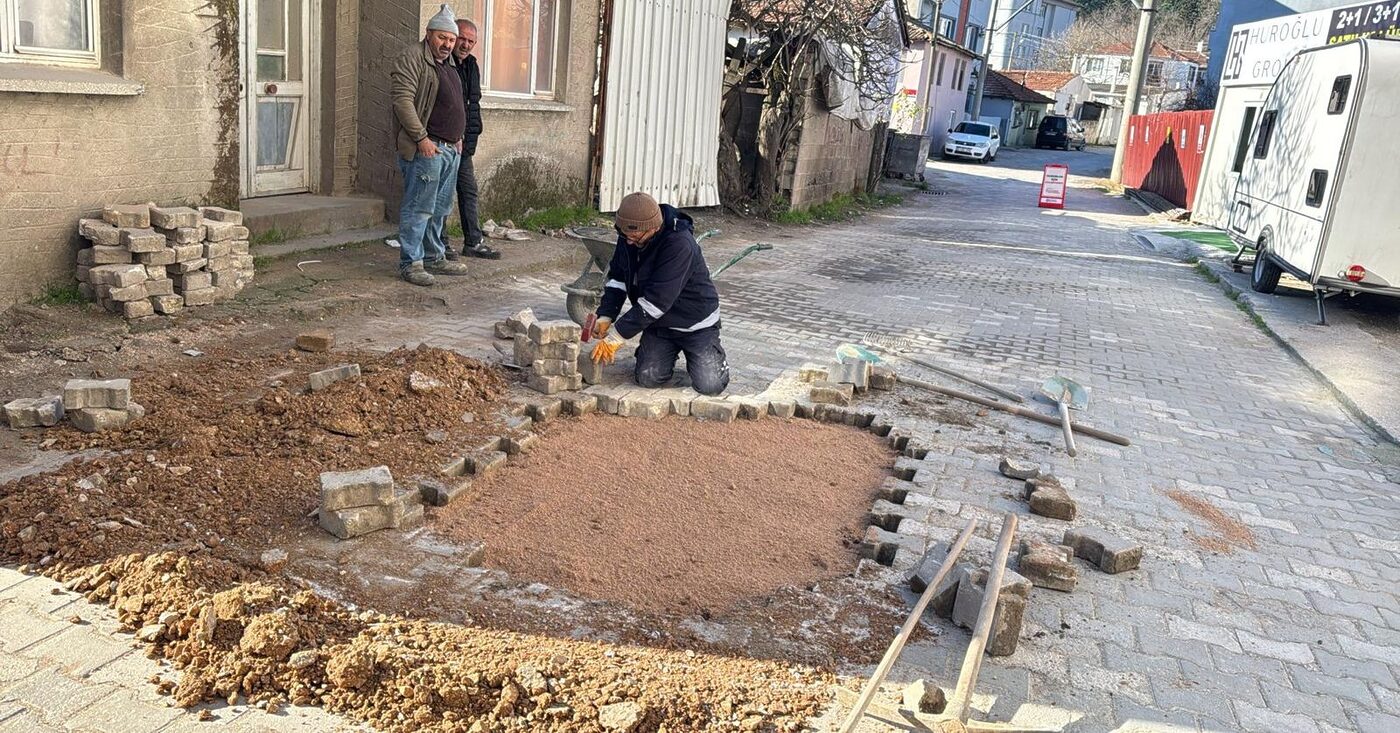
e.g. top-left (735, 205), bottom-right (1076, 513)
top-left (598, 0), bottom-right (728, 212)
top-left (1122, 110), bottom-right (1214, 210)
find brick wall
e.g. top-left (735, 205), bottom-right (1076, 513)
top-left (0, 0), bottom-right (234, 306)
top-left (355, 0), bottom-right (421, 213)
top-left (785, 93), bottom-right (879, 210)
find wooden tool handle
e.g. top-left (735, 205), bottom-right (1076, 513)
top-left (1059, 401), bottom-right (1077, 456)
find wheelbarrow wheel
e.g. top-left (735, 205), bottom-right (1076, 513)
top-left (566, 292), bottom-right (602, 327)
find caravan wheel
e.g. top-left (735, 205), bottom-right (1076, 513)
top-left (1251, 248), bottom-right (1282, 294)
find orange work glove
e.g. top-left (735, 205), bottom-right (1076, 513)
top-left (591, 331), bottom-right (624, 365)
top-left (592, 316), bottom-right (612, 340)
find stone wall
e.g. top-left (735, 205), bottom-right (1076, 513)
top-left (784, 94), bottom-right (879, 211)
top-left (0, 0), bottom-right (237, 306)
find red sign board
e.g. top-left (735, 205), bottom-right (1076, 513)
top-left (1038, 164), bottom-right (1068, 209)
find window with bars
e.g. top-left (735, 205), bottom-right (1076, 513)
top-left (0, 0), bottom-right (99, 66)
top-left (464, 0), bottom-right (559, 97)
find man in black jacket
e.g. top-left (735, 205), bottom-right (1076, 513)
top-left (446, 18), bottom-right (499, 261)
top-left (590, 193), bottom-right (730, 396)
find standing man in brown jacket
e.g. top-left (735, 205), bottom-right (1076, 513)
top-left (389, 4), bottom-right (471, 286)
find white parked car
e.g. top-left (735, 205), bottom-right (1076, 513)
top-left (942, 121), bottom-right (1000, 163)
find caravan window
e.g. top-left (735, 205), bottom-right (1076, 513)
top-left (1232, 107), bottom-right (1258, 172)
top-left (1253, 110), bottom-right (1278, 159)
top-left (1328, 76), bottom-right (1352, 115)
top-left (1307, 170), bottom-right (1328, 207)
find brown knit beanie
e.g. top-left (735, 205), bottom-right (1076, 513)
top-left (614, 192), bottom-right (663, 234)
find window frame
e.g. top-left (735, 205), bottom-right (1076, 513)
top-left (0, 0), bottom-right (101, 68)
top-left (474, 0), bottom-right (560, 99)
top-left (1231, 106), bottom-right (1258, 173)
top-left (1253, 109), bottom-right (1278, 160)
top-left (1327, 75), bottom-right (1351, 115)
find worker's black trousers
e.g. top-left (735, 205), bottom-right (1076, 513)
top-left (634, 325), bottom-right (730, 396)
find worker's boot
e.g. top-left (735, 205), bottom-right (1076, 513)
top-left (425, 259), bottom-right (470, 276)
top-left (401, 262), bottom-right (435, 287)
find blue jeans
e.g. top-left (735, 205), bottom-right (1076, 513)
top-left (397, 143), bottom-right (461, 272)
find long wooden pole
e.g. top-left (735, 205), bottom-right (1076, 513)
top-left (901, 376), bottom-right (1132, 447)
top-left (897, 353), bottom-right (1026, 404)
top-left (837, 518), bottom-right (980, 733)
top-left (948, 513), bottom-right (1019, 722)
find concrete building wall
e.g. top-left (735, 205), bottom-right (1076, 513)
top-left (785, 94), bottom-right (878, 210)
top-left (332, 0), bottom-right (361, 194)
top-left (923, 47), bottom-right (976, 152)
top-left (355, 0), bottom-right (421, 213)
top-left (0, 0), bottom-right (238, 306)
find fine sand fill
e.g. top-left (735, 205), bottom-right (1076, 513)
top-left (443, 415), bottom-right (894, 615)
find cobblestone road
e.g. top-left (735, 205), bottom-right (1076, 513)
top-left (341, 145), bottom-right (1400, 732)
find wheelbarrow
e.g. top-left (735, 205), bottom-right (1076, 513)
top-left (560, 226), bottom-right (771, 326)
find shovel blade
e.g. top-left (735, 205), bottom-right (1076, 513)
top-left (1039, 376), bottom-right (1089, 410)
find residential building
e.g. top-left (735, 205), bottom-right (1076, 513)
top-left (998, 69), bottom-right (1093, 117)
top-left (985, 0), bottom-right (1078, 70)
top-left (976, 70), bottom-right (1054, 147)
top-left (1073, 41), bottom-right (1207, 113)
top-left (895, 14), bottom-right (978, 153)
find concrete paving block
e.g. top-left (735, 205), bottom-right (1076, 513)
top-left (503, 432), bottom-right (541, 455)
top-left (767, 400), bottom-right (797, 418)
top-left (908, 544), bottom-right (972, 618)
top-left (308, 363), bottom-right (360, 391)
top-left (690, 396), bottom-right (739, 422)
top-left (532, 358), bottom-right (577, 377)
top-left (4, 396), bottom-right (63, 428)
top-left (809, 381), bottom-right (853, 405)
top-left (892, 456), bottom-right (922, 481)
top-left (527, 373), bottom-right (571, 395)
top-left (121, 300), bottom-right (155, 320)
top-left (879, 477), bottom-right (914, 504)
top-left (151, 295), bottom-right (183, 315)
top-left (102, 203), bottom-right (150, 228)
top-left (419, 476), bottom-right (473, 507)
top-left (617, 392), bottom-right (672, 419)
top-left (199, 205), bottom-right (243, 224)
top-left (1000, 456), bottom-right (1041, 480)
top-left (1064, 527), bottom-right (1143, 574)
top-left (584, 385), bottom-right (632, 414)
top-left (203, 240), bottom-right (233, 259)
top-left (466, 450), bottom-right (508, 477)
top-left (520, 396), bottom-right (563, 422)
top-left (119, 227), bottom-right (166, 253)
top-left (22, 625), bottom-right (131, 677)
top-left (168, 258), bottom-right (207, 274)
top-left (319, 466), bottom-right (394, 511)
top-left (295, 330), bottom-right (335, 352)
top-left (149, 205), bottom-right (200, 229)
top-left (1018, 538), bottom-right (1078, 592)
top-left (63, 687), bottom-right (185, 732)
top-left (136, 247), bottom-right (178, 266)
top-left (528, 320), bottom-right (582, 344)
top-left (319, 504), bottom-right (395, 539)
top-left (729, 396), bottom-right (769, 420)
top-left (143, 278), bottom-right (173, 297)
top-left (203, 220), bottom-right (246, 242)
top-left (858, 525), bottom-right (903, 566)
top-left (171, 243), bottom-right (203, 262)
top-left (870, 366), bottom-right (898, 390)
top-left (951, 567), bottom-right (1032, 656)
top-left (163, 225), bottom-right (206, 244)
top-left (108, 282), bottom-right (148, 302)
top-left (798, 363), bottom-right (829, 382)
top-left (62, 379), bottom-right (131, 410)
top-left (90, 245), bottom-right (134, 265)
top-left (577, 353), bottom-right (606, 384)
top-left (78, 218), bottom-right (122, 246)
top-left (387, 489), bottom-right (423, 529)
top-left (88, 264), bottom-right (146, 288)
top-left (560, 392), bottom-right (598, 416)
top-left (868, 498), bottom-right (907, 531)
top-left (1027, 480), bottom-right (1077, 521)
top-left (830, 359), bottom-right (872, 391)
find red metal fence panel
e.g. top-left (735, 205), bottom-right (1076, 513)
top-left (1122, 110), bottom-right (1214, 210)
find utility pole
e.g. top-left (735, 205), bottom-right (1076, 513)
top-left (1110, 0), bottom-right (1157, 184)
top-left (969, 1), bottom-right (1002, 121)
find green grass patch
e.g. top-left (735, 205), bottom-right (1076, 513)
top-left (30, 282), bottom-right (86, 306)
top-left (518, 205), bottom-right (604, 231)
top-left (251, 228), bottom-right (293, 246)
top-left (1159, 228), bottom-right (1238, 253)
top-left (445, 222), bottom-right (464, 238)
top-left (771, 191), bottom-right (904, 225)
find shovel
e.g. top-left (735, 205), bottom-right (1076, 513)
top-left (1040, 376), bottom-right (1089, 457)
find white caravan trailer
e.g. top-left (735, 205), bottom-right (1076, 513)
top-left (1229, 38), bottom-right (1400, 324)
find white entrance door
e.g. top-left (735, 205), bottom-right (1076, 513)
top-left (245, 0), bottom-right (313, 197)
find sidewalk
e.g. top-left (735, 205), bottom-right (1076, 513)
top-left (1145, 229), bottom-right (1400, 443)
top-left (0, 566), bottom-right (358, 732)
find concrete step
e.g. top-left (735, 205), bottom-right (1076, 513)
top-left (252, 224), bottom-right (398, 259)
top-left (239, 194), bottom-right (385, 239)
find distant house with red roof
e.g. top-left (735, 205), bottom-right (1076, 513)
top-left (997, 69), bottom-right (1094, 117)
top-left (1072, 40), bottom-right (1208, 113)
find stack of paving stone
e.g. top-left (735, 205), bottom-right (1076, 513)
top-left (317, 466), bottom-right (424, 540)
top-left (517, 320), bottom-right (584, 395)
top-left (62, 378), bottom-right (144, 432)
top-left (75, 203), bottom-right (254, 319)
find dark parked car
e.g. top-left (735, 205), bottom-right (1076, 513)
top-left (1036, 115), bottom-right (1086, 151)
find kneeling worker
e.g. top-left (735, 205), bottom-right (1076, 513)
top-left (590, 192), bottom-right (730, 396)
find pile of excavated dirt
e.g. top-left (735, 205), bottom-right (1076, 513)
top-left (0, 345), bottom-right (509, 568)
top-left (55, 553), bottom-right (833, 732)
top-left (442, 416), bottom-right (893, 616)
